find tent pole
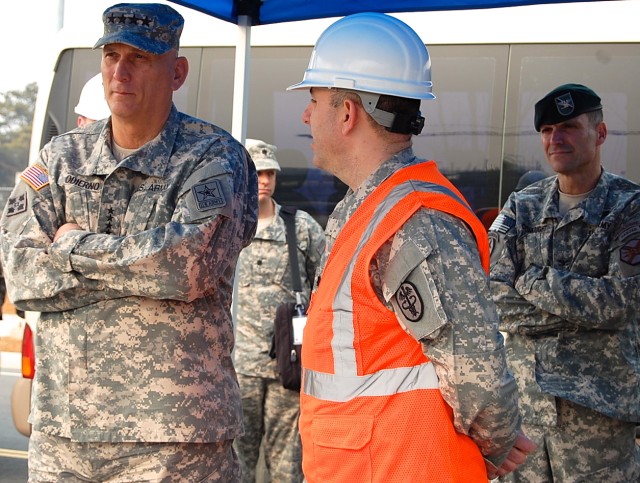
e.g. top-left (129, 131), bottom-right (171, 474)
top-left (231, 14), bottom-right (251, 144)
top-left (231, 15), bottom-right (251, 341)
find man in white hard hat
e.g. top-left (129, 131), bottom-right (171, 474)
top-left (287, 12), bottom-right (534, 482)
top-left (74, 73), bottom-right (111, 127)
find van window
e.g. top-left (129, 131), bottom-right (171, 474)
top-left (30, 42), bottom-right (640, 227)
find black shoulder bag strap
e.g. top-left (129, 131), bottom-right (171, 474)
top-left (279, 206), bottom-right (302, 295)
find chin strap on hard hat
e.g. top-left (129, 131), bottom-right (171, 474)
top-left (358, 92), bottom-right (425, 135)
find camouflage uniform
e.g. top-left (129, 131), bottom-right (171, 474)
top-left (489, 171), bottom-right (640, 482)
top-left (315, 148), bottom-right (522, 469)
top-left (29, 431), bottom-right (241, 483)
top-left (234, 203), bottom-right (325, 482)
top-left (0, 107), bottom-right (257, 477)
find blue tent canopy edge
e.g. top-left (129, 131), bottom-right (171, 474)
top-left (167, 0), bottom-right (597, 25)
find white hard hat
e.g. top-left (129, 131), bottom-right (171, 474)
top-left (245, 139), bottom-right (281, 172)
top-left (74, 73), bottom-right (110, 121)
top-left (287, 12), bottom-right (434, 100)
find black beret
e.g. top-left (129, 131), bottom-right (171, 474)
top-left (534, 83), bottom-right (602, 132)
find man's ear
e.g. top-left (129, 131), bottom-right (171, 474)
top-left (341, 97), bottom-right (359, 135)
top-left (596, 121), bottom-right (607, 146)
top-left (172, 56), bottom-right (189, 91)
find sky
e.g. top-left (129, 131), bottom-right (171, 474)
top-left (1, 0), bottom-right (59, 93)
top-left (0, 0), bottom-right (205, 94)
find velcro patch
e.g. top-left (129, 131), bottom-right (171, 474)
top-left (20, 164), bottom-right (49, 191)
top-left (396, 281), bottom-right (424, 322)
top-left (191, 180), bottom-right (227, 212)
top-left (620, 237), bottom-right (640, 266)
top-left (489, 213), bottom-right (515, 234)
top-left (5, 192), bottom-right (27, 217)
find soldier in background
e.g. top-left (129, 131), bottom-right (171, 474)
top-left (0, 3), bottom-right (257, 481)
top-left (74, 73), bottom-right (111, 127)
top-left (234, 139), bottom-right (325, 482)
top-left (490, 83), bottom-right (640, 482)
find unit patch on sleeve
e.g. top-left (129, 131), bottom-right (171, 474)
top-left (396, 281), bottom-right (424, 322)
top-left (20, 164), bottom-right (50, 191)
top-left (620, 237), bottom-right (640, 266)
top-left (191, 179), bottom-right (227, 212)
top-left (5, 192), bottom-right (27, 217)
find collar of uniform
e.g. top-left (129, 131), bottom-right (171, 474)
top-left (255, 202), bottom-right (287, 242)
top-left (579, 169), bottom-right (610, 226)
top-left (355, 147), bottom-right (416, 201)
top-left (76, 105), bottom-right (179, 178)
top-left (539, 170), bottom-right (608, 225)
top-left (538, 176), bottom-right (560, 221)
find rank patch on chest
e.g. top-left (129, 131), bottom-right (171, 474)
top-left (191, 180), bottom-right (227, 212)
top-left (620, 237), bottom-right (640, 266)
top-left (20, 164), bottom-right (49, 191)
top-left (397, 281), bottom-right (424, 322)
top-left (5, 192), bottom-right (27, 217)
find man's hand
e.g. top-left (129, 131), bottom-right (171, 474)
top-left (487, 430), bottom-right (537, 480)
top-left (53, 223), bottom-right (82, 242)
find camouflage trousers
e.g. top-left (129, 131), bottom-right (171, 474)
top-left (235, 374), bottom-right (303, 483)
top-left (499, 398), bottom-right (640, 483)
top-left (28, 430), bottom-right (240, 482)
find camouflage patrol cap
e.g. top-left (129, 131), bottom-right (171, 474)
top-left (94, 3), bottom-right (184, 55)
top-left (246, 139), bottom-right (281, 172)
top-left (534, 83), bottom-right (602, 132)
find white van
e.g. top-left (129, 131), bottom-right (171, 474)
top-left (27, 1), bottom-right (640, 226)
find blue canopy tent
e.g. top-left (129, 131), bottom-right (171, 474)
top-left (168, 0), bottom-right (595, 25)
top-left (167, 0), bottom-right (598, 141)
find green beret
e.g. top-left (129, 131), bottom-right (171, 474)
top-left (534, 83), bottom-right (602, 132)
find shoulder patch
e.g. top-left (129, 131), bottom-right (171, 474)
top-left (489, 213), bottom-right (515, 234)
top-left (20, 164), bottom-right (49, 191)
top-left (5, 192), bottom-right (27, 217)
top-left (191, 180), bottom-right (227, 212)
top-left (620, 237), bottom-right (640, 266)
top-left (397, 281), bottom-right (424, 322)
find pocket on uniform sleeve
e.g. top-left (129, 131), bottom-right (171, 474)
top-left (383, 239), bottom-right (448, 341)
top-left (311, 415), bottom-right (373, 482)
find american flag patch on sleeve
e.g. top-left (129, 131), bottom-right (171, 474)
top-left (20, 164), bottom-right (50, 191)
top-left (489, 213), bottom-right (515, 234)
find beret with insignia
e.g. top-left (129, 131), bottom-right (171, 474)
top-left (534, 83), bottom-right (602, 132)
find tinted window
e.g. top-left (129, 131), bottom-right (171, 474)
top-left (37, 42), bottom-right (640, 226)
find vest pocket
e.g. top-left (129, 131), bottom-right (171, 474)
top-left (311, 415), bottom-right (373, 482)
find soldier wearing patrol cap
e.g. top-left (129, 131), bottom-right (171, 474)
top-left (234, 139), bottom-right (325, 483)
top-left (0, 3), bottom-right (257, 481)
top-left (489, 83), bottom-right (640, 482)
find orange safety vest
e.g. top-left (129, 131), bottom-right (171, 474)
top-left (300, 161), bottom-right (490, 483)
